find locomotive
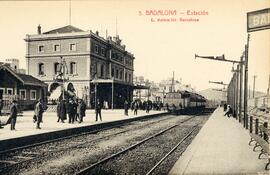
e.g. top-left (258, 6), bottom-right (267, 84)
top-left (163, 91), bottom-right (206, 112)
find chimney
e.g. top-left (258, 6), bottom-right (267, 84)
top-left (37, 25), bottom-right (41, 34)
top-left (96, 31), bottom-right (99, 36)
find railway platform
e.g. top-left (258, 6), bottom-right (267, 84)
top-left (0, 109), bottom-right (166, 151)
top-left (169, 107), bottom-right (268, 175)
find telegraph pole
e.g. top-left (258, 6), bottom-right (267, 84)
top-left (171, 71), bottom-right (175, 92)
top-left (253, 75), bottom-right (257, 98)
top-left (244, 34), bottom-right (250, 129)
top-left (239, 55), bottom-right (244, 122)
top-left (235, 66), bottom-right (239, 118)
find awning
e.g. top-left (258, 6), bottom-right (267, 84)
top-left (90, 78), bottom-right (149, 89)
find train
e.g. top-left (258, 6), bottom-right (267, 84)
top-left (163, 91), bottom-right (207, 112)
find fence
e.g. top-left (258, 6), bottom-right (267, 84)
top-left (248, 95), bottom-right (270, 109)
top-left (1, 94), bottom-right (23, 114)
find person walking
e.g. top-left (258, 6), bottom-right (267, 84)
top-left (35, 99), bottom-right (44, 129)
top-left (95, 99), bottom-right (102, 121)
top-left (124, 100), bottom-right (129, 116)
top-left (7, 100), bottom-right (18, 130)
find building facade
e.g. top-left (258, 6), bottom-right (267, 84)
top-left (25, 25), bottom-right (135, 108)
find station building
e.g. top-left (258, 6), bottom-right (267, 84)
top-left (25, 25), bottom-right (135, 108)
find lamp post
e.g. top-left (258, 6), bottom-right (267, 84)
top-left (111, 77), bottom-right (114, 110)
top-left (58, 56), bottom-right (69, 101)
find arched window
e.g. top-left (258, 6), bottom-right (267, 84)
top-left (116, 69), bottom-right (119, 79)
top-left (38, 63), bottom-right (44, 75)
top-left (119, 70), bottom-right (123, 79)
top-left (70, 62), bottom-right (77, 75)
top-left (100, 64), bottom-right (104, 77)
top-left (111, 68), bottom-right (115, 77)
top-left (54, 63), bottom-right (60, 75)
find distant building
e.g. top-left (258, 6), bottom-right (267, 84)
top-left (4, 59), bottom-right (26, 74)
top-left (0, 63), bottom-right (47, 112)
top-left (25, 25), bottom-right (135, 108)
top-left (133, 76), bottom-right (197, 103)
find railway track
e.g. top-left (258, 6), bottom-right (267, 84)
top-left (145, 125), bottom-right (198, 175)
top-left (76, 119), bottom-right (203, 175)
top-left (0, 114), bottom-right (197, 174)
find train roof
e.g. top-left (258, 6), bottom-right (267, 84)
top-left (166, 91), bottom-right (207, 102)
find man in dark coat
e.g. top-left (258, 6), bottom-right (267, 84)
top-left (78, 99), bottom-right (86, 123)
top-left (9, 100), bottom-right (18, 130)
top-left (124, 100), bottom-right (129, 116)
top-left (75, 99), bottom-right (79, 121)
top-left (134, 101), bottom-right (138, 115)
top-left (35, 99), bottom-right (44, 129)
top-left (95, 99), bottom-right (102, 121)
top-left (146, 101), bottom-right (150, 113)
top-left (57, 100), bottom-right (66, 123)
top-left (67, 99), bottom-right (77, 123)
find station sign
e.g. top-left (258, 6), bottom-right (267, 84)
top-left (247, 8), bottom-right (270, 32)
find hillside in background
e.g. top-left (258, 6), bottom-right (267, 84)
top-left (198, 88), bottom-right (267, 102)
top-left (198, 88), bottom-right (226, 102)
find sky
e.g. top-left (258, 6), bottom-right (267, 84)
top-left (0, 0), bottom-right (269, 92)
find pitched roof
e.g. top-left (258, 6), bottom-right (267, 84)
top-left (43, 25), bottom-right (84, 34)
top-left (17, 74), bottom-right (47, 87)
top-left (0, 64), bottom-right (47, 87)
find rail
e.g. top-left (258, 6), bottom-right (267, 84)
top-left (76, 116), bottom-right (200, 175)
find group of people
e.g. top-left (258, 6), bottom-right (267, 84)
top-left (57, 98), bottom-right (87, 124)
top-left (1, 98), bottom-right (166, 131)
top-left (5, 98), bottom-right (44, 130)
top-left (125, 100), bottom-right (163, 116)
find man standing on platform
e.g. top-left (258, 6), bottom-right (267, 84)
top-left (78, 99), bottom-right (86, 123)
top-left (67, 99), bottom-right (76, 124)
top-left (8, 100), bottom-right (18, 130)
top-left (124, 100), bottom-right (129, 116)
top-left (95, 99), bottom-right (102, 121)
top-left (35, 99), bottom-right (44, 129)
top-left (134, 101), bottom-right (138, 115)
top-left (57, 100), bottom-right (66, 123)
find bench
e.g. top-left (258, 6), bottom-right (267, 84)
top-left (249, 124), bottom-right (270, 170)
